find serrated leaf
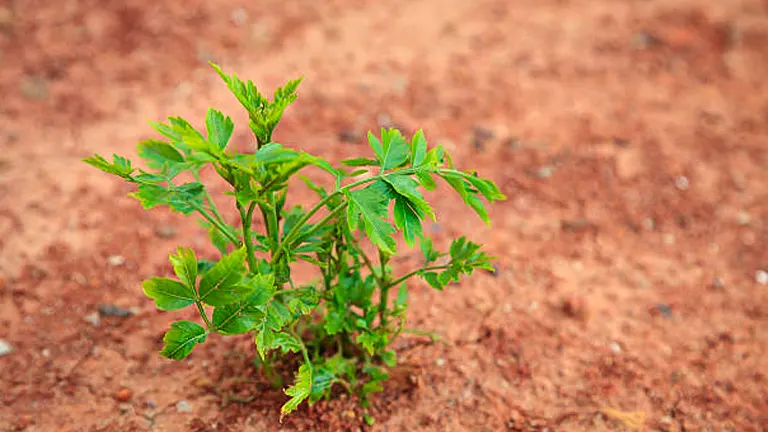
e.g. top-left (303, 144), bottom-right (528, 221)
top-left (420, 237), bottom-right (439, 264)
top-left (410, 129), bottom-right (427, 167)
top-left (393, 198), bottom-right (423, 246)
top-left (346, 186), bottom-right (397, 254)
top-left (169, 247), bottom-right (197, 290)
top-left (212, 274), bottom-right (274, 335)
top-left (281, 364), bottom-right (312, 418)
top-left (356, 332), bottom-right (381, 355)
top-left (377, 128), bottom-right (409, 171)
top-left (206, 108), bottom-right (234, 151)
top-left (159, 321), bottom-right (208, 360)
top-left (254, 325), bottom-right (275, 360)
top-left (142, 277), bottom-right (196, 310)
top-left (273, 332), bottom-right (302, 354)
top-left (137, 139), bottom-right (184, 169)
top-left (198, 248), bottom-right (248, 306)
top-left (83, 154), bottom-right (134, 180)
top-left (309, 367), bottom-right (336, 404)
top-left (384, 174), bottom-right (434, 220)
top-left (324, 309), bottom-right (346, 335)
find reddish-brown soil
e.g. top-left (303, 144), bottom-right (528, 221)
top-left (2, 0), bottom-right (767, 431)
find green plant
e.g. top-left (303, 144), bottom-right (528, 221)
top-left (85, 64), bottom-right (505, 418)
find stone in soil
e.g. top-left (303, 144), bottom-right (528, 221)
top-left (83, 312), bottom-right (101, 327)
top-left (99, 304), bottom-right (133, 317)
top-left (0, 339), bottom-right (13, 357)
top-left (176, 400), bottom-right (193, 413)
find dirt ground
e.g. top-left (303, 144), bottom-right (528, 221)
top-left (1, 0), bottom-right (767, 430)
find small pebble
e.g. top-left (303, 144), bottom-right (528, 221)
top-left (756, 270), bottom-right (768, 286)
top-left (99, 304), bottom-right (133, 318)
top-left (609, 342), bottom-right (622, 354)
top-left (736, 211), bottom-right (751, 226)
top-left (663, 233), bottom-right (676, 246)
top-left (711, 277), bottom-right (725, 290)
top-left (534, 166), bottom-right (554, 179)
top-left (471, 126), bottom-right (495, 150)
top-left (230, 7), bottom-right (247, 26)
top-left (41, 348), bottom-right (50, 358)
top-left (0, 339), bottom-right (13, 357)
top-left (84, 312), bottom-right (101, 327)
top-left (675, 176), bottom-right (690, 191)
top-left (154, 225), bottom-right (177, 239)
top-left (436, 358), bottom-right (446, 367)
top-left (176, 400), bottom-right (193, 413)
top-left (115, 388), bottom-right (133, 402)
top-left (107, 255), bottom-right (126, 267)
top-left (338, 128), bottom-right (361, 144)
top-left (641, 218), bottom-right (656, 231)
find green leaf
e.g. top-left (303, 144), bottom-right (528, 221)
top-left (465, 174), bottom-right (506, 202)
top-left (309, 367), bottom-right (336, 404)
top-left (345, 186), bottom-right (397, 254)
top-left (380, 350), bottom-right (397, 367)
top-left (254, 325), bottom-right (275, 360)
top-left (410, 129), bottom-right (427, 167)
top-left (155, 116), bottom-right (212, 153)
top-left (83, 154), bottom-right (135, 180)
top-left (341, 157), bottom-right (378, 167)
top-left (395, 283), bottom-right (408, 308)
top-left (377, 128), bottom-right (409, 171)
top-left (393, 198), bottom-right (423, 247)
top-left (130, 182), bottom-right (205, 214)
top-left (420, 237), bottom-right (439, 264)
top-left (142, 277), bottom-right (196, 311)
top-left (273, 332), bottom-right (302, 354)
top-left (198, 248), bottom-right (248, 306)
top-left (356, 332), bottom-right (384, 355)
top-left (324, 309), bottom-right (346, 335)
top-left (137, 140), bottom-right (184, 170)
top-left (212, 274), bottom-right (274, 335)
top-left (384, 174), bottom-right (434, 220)
top-left (205, 108), bottom-right (234, 151)
top-left (416, 171), bottom-right (437, 191)
top-left (281, 364), bottom-right (312, 418)
top-left (159, 321), bottom-right (208, 360)
top-left (169, 247), bottom-right (197, 290)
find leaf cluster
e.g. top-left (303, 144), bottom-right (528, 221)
top-left (85, 64), bottom-right (505, 418)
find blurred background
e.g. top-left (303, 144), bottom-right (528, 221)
top-left (1, 0), bottom-right (766, 430)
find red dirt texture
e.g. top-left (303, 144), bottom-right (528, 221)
top-left (1, 0), bottom-right (767, 431)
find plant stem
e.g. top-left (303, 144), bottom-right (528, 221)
top-left (194, 171), bottom-right (226, 224)
top-left (290, 326), bottom-right (313, 376)
top-left (377, 250), bottom-right (390, 325)
top-left (196, 301), bottom-right (214, 330)
top-left (191, 203), bottom-right (240, 246)
top-left (386, 264), bottom-right (450, 289)
top-left (238, 201), bottom-right (258, 273)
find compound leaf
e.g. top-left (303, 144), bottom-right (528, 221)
top-left (169, 247), bottom-right (197, 290)
top-left (142, 277), bottom-right (196, 311)
top-left (281, 364), bottom-right (312, 419)
top-left (159, 321), bottom-right (208, 360)
top-left (346, 186), bottom-right (396, 254)
top-left (205, 108), bottom-right (234, 151)
top-left (198, 248), bottom-right (248, 306)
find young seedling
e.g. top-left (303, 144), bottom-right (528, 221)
top-left (85, 64), bottom-right (505, 419)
